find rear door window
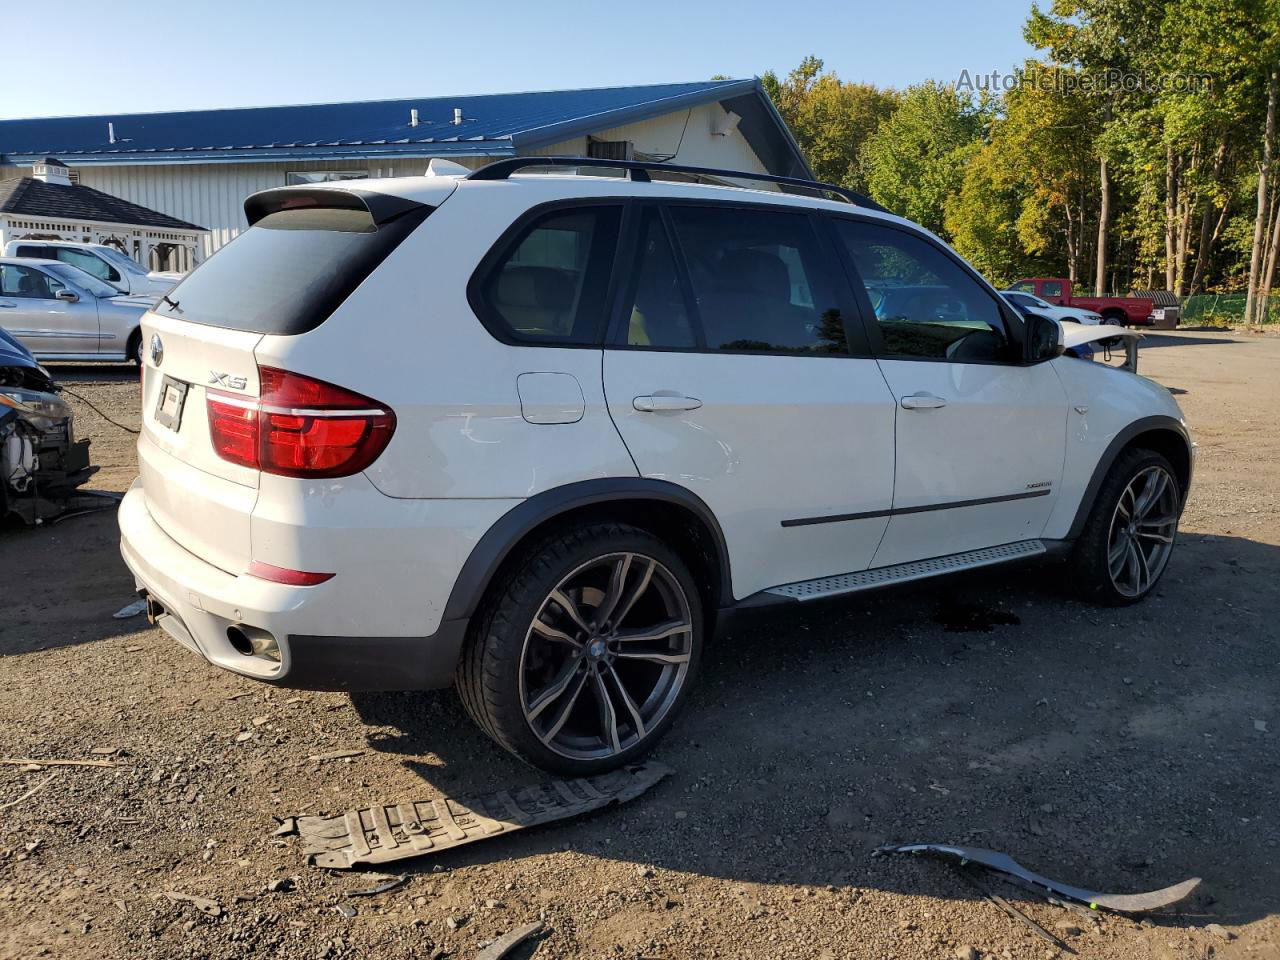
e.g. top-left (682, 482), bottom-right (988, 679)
top-left (474, 205), bottom-right (622, 345)
top-left (154, 203), bottom-right (429, 335)
top-left (651, 204), bottom-right (849, 354)
top-left (621, 207), bottom-right (696, 348)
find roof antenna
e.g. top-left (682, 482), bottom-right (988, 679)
top-left (107, 121), bottom-right (116, 144)
top-left (409, 108), bottom-right (419, 128)
top-left (452, 107), bottom-right (463, 126)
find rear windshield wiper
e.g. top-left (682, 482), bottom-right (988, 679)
top-left (160, 294), bottom-right (182, 313)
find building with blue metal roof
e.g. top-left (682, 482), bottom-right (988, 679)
top-left (0, 80), bottom-right (807, 262)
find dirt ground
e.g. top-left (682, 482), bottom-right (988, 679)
top-left (1, 329), bottom-right (1277, 960)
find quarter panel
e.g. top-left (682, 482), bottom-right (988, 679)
top-left (250, 472), bottom-right (519, 636)
top-left (251, 185), bottom-right (638, 499)
top-left (98, 300), bottom-right (145, 358)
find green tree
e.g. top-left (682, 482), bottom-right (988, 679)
top-left (945, 142), bottom-right (1031, 285)
top-left (1026, 0), bottom-right (1168, 295)
top-left (863, 82), bottom-right (986, 236)
top-left (1161, 0), bottom-right (1280, 317)
top-left (762, 57), bottom-right (899, 191)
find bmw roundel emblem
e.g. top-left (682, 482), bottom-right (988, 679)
top-left (150, 334), bottom-right (164, 367)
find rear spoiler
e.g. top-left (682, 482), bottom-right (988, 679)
top-left (244, 187), bottom-right (426, 227)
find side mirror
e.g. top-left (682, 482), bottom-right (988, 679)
top-left (54, 289), bottom-right (80, 303)
top-left (1022, 312), bottom-right (1062, 363)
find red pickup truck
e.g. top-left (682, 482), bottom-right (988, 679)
top-left (1007, 278), bottom-right (1155, 326)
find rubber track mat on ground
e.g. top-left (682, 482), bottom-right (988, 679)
top-left (296, 761), bottom-right (672, 869)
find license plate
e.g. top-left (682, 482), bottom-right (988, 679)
top-left (154, 376), bottom-right (189, 431)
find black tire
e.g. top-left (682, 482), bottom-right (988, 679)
top-left (1067, 448), bottom-right (1182, 605)
top-left (126, 329), bottom-right (143, 367)
top-left (457, 522), bottom-right (703, 775)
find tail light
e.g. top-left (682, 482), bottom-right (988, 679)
top-left (207, 366), bottom-right (395, 478)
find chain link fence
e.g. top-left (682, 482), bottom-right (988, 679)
top-left (1181, 292), bottom-right (1280, 325)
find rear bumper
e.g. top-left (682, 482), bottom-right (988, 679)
top-left (118, 478), bottom-right (468, 690)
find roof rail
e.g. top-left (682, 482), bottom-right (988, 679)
top-left (466, 156), bottom-right (892, 214)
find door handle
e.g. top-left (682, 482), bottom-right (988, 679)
top-left (900, 392), bottom-right (948, 410)
top-left (633, 395), bottom-right (703, 413)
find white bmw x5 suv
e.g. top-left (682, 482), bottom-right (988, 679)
top-left (119, 157), bottom-right (1192, 775)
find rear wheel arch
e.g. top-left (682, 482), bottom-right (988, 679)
top-left (1067, 417), bottom-right (1191, 541)
top-left (442, 479), bottom-right (733, 628)
top-left (1101, 308), bottom-right (1128, 325)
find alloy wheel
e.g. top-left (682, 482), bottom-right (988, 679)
top-left (1106, 465), bottom-right (1179, 598)
top-left (518, 552), bottom-right (693, 760)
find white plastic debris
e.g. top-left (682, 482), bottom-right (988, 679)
top-left (113, 599), bottom-right (148, 619)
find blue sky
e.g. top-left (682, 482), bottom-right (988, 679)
top-left (2, 0), bottom-right (1037, 119)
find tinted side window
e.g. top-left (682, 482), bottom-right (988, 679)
top-left (623, 208), bottom-right (696, 348)
top-left (834, 220), bottom-right (1007, 362)
top-left (668, 206), bottom-right (847, 354)
top-left (14, 245), bottom-right (45, 259)
top-left (1040, 280), bottom-right (1064, 298)
top-left (57, 248), bottom-right (118, 283)
top-left (1007, 280), bottom-right (1035, 293)
top-left (480, 206), bottom-right (621, 345)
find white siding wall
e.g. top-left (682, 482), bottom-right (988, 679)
top-left (72, 103), bottom-right (771, 258)
top-left (549, 103), bottom-right (772, 177)
top-left (76, 158), bottom-right (437, 258)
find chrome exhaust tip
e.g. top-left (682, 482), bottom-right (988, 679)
top-left (226, 624), bottom-right (280, 663)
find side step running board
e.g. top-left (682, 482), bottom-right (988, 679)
top-left (764, 540), bottom-right (1047, 602)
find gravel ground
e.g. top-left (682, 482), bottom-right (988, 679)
top-left (1, 330), bottom-right (1277, 960)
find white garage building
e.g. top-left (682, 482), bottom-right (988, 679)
top-left (0, 80), bottom-right (810, 266)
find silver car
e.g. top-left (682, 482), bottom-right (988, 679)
top-left (0, 258), bottom-right (151, 364)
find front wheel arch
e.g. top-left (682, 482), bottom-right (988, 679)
top-left (1066, 418), bottom-right (1191, 542)
top-left (1066, 448), bottom-right (1181, 603)
top-left (126, 328), bottom-right (143, 366)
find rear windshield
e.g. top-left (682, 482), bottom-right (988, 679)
top-left (153, 204), bottom-right (429, 335)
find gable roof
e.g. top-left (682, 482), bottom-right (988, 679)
top-left (0, 177), bottom-right (203, 230)
top-left (0, 80), bottom-right (810, 178)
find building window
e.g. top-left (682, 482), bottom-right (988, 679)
top-left (285, 171), bottom-right (368, 186)
top-left (586, 139), bottom-right (634, 161)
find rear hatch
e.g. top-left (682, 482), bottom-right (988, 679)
top-left (138, 185), bottom-right (437, 574)
top-left (139, 319), bottom-right (263, 573)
